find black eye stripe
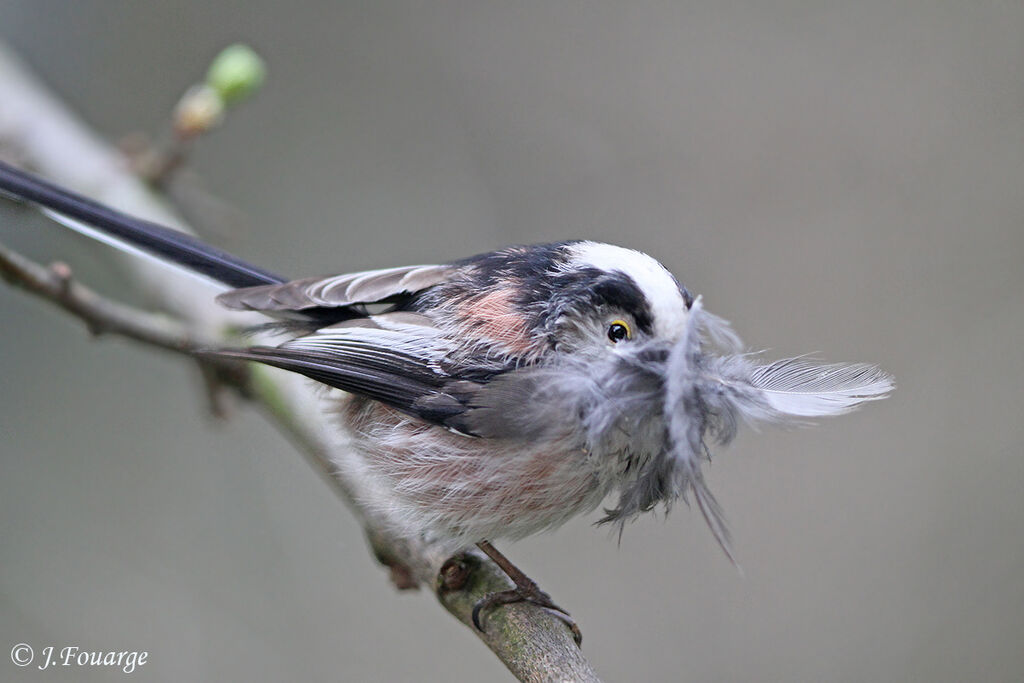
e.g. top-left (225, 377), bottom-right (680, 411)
top-left (589, 275), bottom-right (654, 334)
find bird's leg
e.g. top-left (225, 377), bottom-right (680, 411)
top-left (472, 540), bottom-right (583, 645)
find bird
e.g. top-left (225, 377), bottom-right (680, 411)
top-left (0, 159), bottom-right (894, 637)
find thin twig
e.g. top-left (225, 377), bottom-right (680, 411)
top-left (0, 243), bottom-right (203, 353)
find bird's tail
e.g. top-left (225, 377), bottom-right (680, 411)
top-left (0, 159), bottom-right (285, 289)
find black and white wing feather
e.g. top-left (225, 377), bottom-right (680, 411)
top-left (207, 312), bottom-right (493, 428)
top-left (216, 264), bottom-right (456, 312)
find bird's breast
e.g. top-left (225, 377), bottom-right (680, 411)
top-left (337, 397), bottom-right (611, 542)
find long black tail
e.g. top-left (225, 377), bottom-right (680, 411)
top-left (0, 160), bottom-right (285, 289)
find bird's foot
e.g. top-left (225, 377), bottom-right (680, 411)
top-left (471, 540), bottom-right (583, 646)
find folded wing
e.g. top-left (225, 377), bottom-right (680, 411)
top-left (206, 312), bottom-right (498, 430)
top-left (216, 264), bottom-right (456, 312)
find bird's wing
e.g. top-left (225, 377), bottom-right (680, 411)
top-left (215, 264), bottom-right (456, 312)
top-left (206, 312), bottom-right (496, 429)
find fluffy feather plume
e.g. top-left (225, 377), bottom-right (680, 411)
top-left (746, 358), bottom-right (895, 417)
top-left (611, 297), bottom-right (895, 562)
top-left (661, 297), bottom-right (737, 561)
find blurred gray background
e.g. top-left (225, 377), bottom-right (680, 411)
top-left (1, 2), bottom-right (1021, 681)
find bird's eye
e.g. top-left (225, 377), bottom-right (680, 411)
top-left (607, 320), bottom-right (632, 343)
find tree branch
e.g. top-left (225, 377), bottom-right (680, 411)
top-left (0, 41), bottom-right (599, 682)
top-left (0, 244), bottom-right (202, 352)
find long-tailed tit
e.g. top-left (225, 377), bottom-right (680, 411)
top-left (0, 160), bottom-right (893, 636)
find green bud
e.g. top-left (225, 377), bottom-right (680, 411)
top-left (206, 44), bottom-right (266, 105)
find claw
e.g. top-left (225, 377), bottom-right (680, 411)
top-left (471, 541), bottom-right (583, 646)
top-left (471, 598), bottom-right (487, 632)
